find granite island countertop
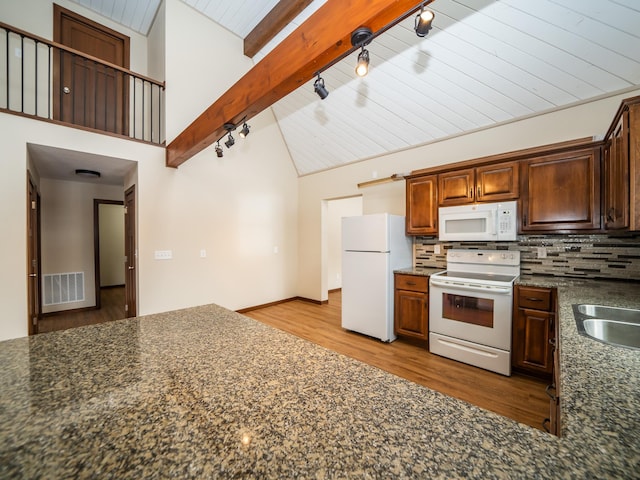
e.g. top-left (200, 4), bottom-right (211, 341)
top-left (0, 275), bottom-right (639, 478)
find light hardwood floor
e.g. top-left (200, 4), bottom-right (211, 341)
top-left (244, 290), bottom-right (549, 432)
top-left (38, 286), bottom-right (126, 333)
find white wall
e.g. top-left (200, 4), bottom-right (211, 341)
top-left (164, 0), bottom-right (248, 143)
top-left (297, 89), bottom-right (640, 302)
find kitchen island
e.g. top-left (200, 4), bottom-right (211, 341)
top-left (0, 277), bottom-right (638, 478)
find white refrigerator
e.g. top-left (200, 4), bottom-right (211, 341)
top-left (341, 214), bottom-right (412, 342)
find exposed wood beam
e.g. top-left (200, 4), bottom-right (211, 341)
top-left (166, 0), bottom-right (430, 169)
top-left (244, 0), bottom-right (314, 58)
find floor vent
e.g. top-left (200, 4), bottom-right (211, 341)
top-left (42, 272), bottom-right (85, 306)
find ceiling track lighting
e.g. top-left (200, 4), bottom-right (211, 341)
top-left (215, 141), bottom-right (223, 158)
top-left (314, 74), bottom-right (329, 99)
top-left (212, 118), bottom-right (250, 157)
top-left (224, 132), bottom-right (235, 148)
top-left (351, 27), bottom-right (373, 77)
top-left (355, 47), bottom-right (370, 77)
top-left (414, 3), bottom-right (435, 37)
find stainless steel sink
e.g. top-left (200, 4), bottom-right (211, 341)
top-left (573, 304), bottom-right (640, 350)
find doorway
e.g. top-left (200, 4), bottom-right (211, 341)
top-left (53, 4), bottom-right (130, 135)
top-left (93, 200), bottom-right (124, 310)
top-left (322, 196), bottom-right (363, 299)
top-left (27, 173), bottom-right (41, 335)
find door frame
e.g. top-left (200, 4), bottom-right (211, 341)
top-left (124, 185), bottom-right (137, 317)
top-left (93, 199), bottom-right (124, 310)
top-left (27, 172), bottom-right (41, 335)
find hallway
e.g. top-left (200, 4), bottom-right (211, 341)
top-left (38, 286), bottom-right (125, 333)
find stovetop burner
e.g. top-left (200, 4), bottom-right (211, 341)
top-left (432, 270), bottom-right (518, 285)
top-left (433, 249), bottom-right (521, 286)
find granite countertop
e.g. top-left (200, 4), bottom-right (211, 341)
top-left (0, 276), bottom-right (639, 478)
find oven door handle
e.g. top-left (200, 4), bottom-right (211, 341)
top-left (429, 279), bottom-right (512, 295)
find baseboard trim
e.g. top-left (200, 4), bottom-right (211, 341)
top-left (237, 294), bottom-right (334, 313)
top-left (41, 305), bottom-right (98, 317)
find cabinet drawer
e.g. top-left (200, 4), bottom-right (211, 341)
top-left (518, 287), bottom-right (552, 311)
top-left (395, 274), bottom-right (428, 292)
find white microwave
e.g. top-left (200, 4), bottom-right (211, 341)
top-left (438, 201), bottom-right (517, 241)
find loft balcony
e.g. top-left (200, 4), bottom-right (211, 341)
top-left (0, 21), bottom-right (165, 145)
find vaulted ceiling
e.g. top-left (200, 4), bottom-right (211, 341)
top-left (70, 0), bottom-right (640, 176)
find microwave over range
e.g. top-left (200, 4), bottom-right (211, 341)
top-left (438, 201), bottom-right (517, 242)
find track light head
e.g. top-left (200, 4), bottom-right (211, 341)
top-left (414, 6), bottom-right (435, 37)
top-left (239, 123), bottom-right (250, 138)
top-left (355, 47), bottom-right (370, 77)
top-left (314, 75), bottom-right (329, 99)
top-left (225, 133), bottom-right (235, 148)
top-left (215, 142), bottom-right (223, 158)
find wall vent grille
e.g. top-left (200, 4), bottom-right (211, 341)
top-left (42, 272), bottom-right (85, 306)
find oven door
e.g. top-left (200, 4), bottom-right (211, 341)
top-left (429, 279), bottom-right (512, 350)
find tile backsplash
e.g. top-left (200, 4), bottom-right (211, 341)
top-left (414, 233), bottom-right (640, 281)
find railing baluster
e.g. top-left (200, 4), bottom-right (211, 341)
top-left (35, 38), bottom-right (38, 116)
top-left (4, 30), bottom-right (8, 108)
top-left (150, 82), bottom-right (154, 143)
top-left (20, 34), bottom-right (24, 113)
top-left (133, 76), bottom-right (136, 140)
top-left (47, 44), bottom-right (51, 119)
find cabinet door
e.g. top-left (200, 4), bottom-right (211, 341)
top-left (476, 161), bottom-right (519, 202)
top-left (513, 308), bottom-right (554, 376)
top-left (406, 175), bottom-right (438, 235)
top-left (604, 110), bottom-right (629, 229)
top-left (438, 168), bottom-right (475, 205)
top-left (394, 289), bottom-right (428, 340)
top-left (521, 148), bottom-right (601, 232)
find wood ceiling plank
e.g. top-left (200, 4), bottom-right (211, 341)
top-left (166, 0), bottom-right (430, 168)
top-left (244, 0), bottom-right (314, 58)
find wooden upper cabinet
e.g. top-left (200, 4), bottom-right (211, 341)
top-left (603, 112), bottom-right (629, 230)
top-left (604, 98), bottom-right (640, 231)
top-left (406, 175), bottom-right (438, 235)
top-left (438, 161), bottom-right (519, 206)
top-left (476, 161), bottom-right (520, 202)
top-left (439, 168), bottom-right (475, 205)
top-left (520, 147), bottom-right (601, 232)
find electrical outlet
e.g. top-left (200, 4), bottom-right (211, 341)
top-left (154, 250), bottom-right (172, 260)
top-left (434, 244), bottom-right (441, 255)
top-left (200, 249), bottom-right (207, 258)
top-left (537, 247), bottom-right (547, 259)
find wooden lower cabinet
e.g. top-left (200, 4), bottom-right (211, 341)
top-left (513, 285), bottom-right (560, 435)
top-left (394, 274), bottom-right (429, 341)
top-left (512, 286), bottom-right (556, 378)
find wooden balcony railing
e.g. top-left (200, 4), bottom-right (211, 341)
top-left (0, 22), bottom-right (165, 145)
